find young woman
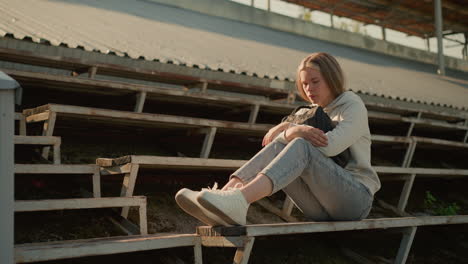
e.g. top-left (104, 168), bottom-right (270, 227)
top-left (176, 52), bottom-right (380, 226)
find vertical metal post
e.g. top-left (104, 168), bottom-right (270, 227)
top-left (395, 227), bottom-right (417, 264)
top-left (267, 0), bottom-right (271, 11)
top-left (251, 0), bottom-right (254, 7)
top-left (425, 35), bottom-right (431, 52)
top-left (434, 0), bottom-right (445, 75)
top-left (330, 13), bottom-right (334, 28)
top-left (382, 26), bottom-right (387, 41)
top-left (0, 89), bottom-right (15, 264)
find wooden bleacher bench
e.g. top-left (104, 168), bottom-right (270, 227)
top-left (22, 104), bottom-right (468, 164)
top-left (96, 155), bottom-right (468, 219)
top-left (15, 164), bottom-right (101, 198)
top-left (15, 196), bottom-right (148, 236)
top-left (0, 48), bottom-right (291, 100)
top-left (5, 68), bottom-right (295, 117)
top-left (15, 233), bottom-right (201, 263)
top-left (14, 136), bottom-right (61, 164)
top-left (196, 215), bottom-right (468, 264)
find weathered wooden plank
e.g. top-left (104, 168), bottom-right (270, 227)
top-left (99, 164), bottom-right (132, 175)
top-left (97, 156), bottom-right (468, 177)
top-left (200, 236), bottom-right (248, 247)
top-left (244, 215), bottom-right (468, 237)
top-left (14, 234), bottom-right (199, 263)
top-left (121, 164), bottom-right (140, 218)
top-left (23, 104), bottom-right (271, 134)
top-left (41, 111), bottom-right (56, 159)
top-left (14, 164), bottom-right (98, 174)
top-left (14, 196), bottom-right (146, 212)
top-left (198, 215), bottom-right (468, 237)
top-left (233, 237), bottom-right (255, 264)
top-left (15, 113), bottom-right (27, 135)
top-left (371, 135), bottom-right (410, 143)
top-left (13, 136), bottom-right (60, 145)
top-left (96, 156), bottom-right (133, 167)
top-left (413, 136), bottom-right (468, 148)
top-left (24, 112), bottom-right (49, 123)
top-left (374, 167), bottom-right (468, 175)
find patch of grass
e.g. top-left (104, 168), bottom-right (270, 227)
top-left (424, 191), bottom-right (460, 216)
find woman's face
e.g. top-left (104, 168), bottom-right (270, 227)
top-left (300, 67), bottom-right (335, 107)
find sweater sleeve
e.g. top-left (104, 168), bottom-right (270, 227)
top-left (317, 100), bottom-right (368, 157)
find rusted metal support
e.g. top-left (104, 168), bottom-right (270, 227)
top-left (394, 226), bottom-right (417, 264)
top-left (406, 112), bottom-right (421, 137)
top-left (401, 139), bottom-right (417, 168)
top-left (248, 104), bottom-right (260, 124)
top-left (397, 174), bottom-right (416, 212)
top-left (88, 66), bottom-right (98, 79)
top-left (463, 120), bottom-right (468, 143)
top-left (200, 127), bottom-right (217, 159)
top-left (134, 91), bottom-right (147, 113)
top-left (201, 81), bottom-right (208, 93)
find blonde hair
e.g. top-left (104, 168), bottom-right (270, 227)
top-left (296, 52), bottom-right (346, 102)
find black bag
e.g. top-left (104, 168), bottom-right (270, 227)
top-left (282, 105), bottom-right (351, 168)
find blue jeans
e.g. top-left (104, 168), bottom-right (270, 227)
top-left (232, 138), bottom-right (373, 221)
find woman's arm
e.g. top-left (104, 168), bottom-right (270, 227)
top-left (275, 100), bottom-right (368, 155)
top-left (262, 122), bottom-right (291, 147)
top-left (317, 101), bottom-right (368, 156)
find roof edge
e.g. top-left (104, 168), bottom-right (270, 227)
top-left (149, 0), bottom-right (468, 73)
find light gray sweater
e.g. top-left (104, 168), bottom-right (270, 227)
top-left (274, 91), bottom-right (381, 195)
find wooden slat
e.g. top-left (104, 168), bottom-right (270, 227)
top-left (97, 156), bottom-right (246, 174)
top-left (15, 196), bottom-right (146, 212)
top-left (97, 156), bottom-right (468, 177)
top-left (23, 104), bottom-right (271, 134)
top-left (14, 136), bottom-right (60, 145)
top-left (5, 69), bottom-right (293, 111)
top-left (374, 166), bottom-right (468, 175)
top-left (15, 234), bottom-right (199, 263)
top-left (197, 215), bottom-right (468, 237)
top-left (14, 164), bottom-right (98, 174)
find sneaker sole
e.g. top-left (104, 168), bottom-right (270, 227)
top-left (176, 191), bottom-right (224, 226)
top-left (197, 194), bottom-right (243, 226)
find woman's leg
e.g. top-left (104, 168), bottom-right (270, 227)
top-left (199, 137), bottom-right (372, 224)
top-left (258, 137), bottom-right (373, 220)
top-left (222, 140), bottom-right (287, 190)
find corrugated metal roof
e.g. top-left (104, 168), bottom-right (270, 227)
top-left (0, 0), bottom-right (467, 109)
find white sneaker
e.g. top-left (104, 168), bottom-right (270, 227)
top-left (197, 188), bottom-right (249, 226)
top-left (175, 188), bottom-right (229, 226)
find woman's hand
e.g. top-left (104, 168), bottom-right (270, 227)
top-left (262, 122), bottom-right (290, 147)
top-left (285, 125), bottom-right (328, 147)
